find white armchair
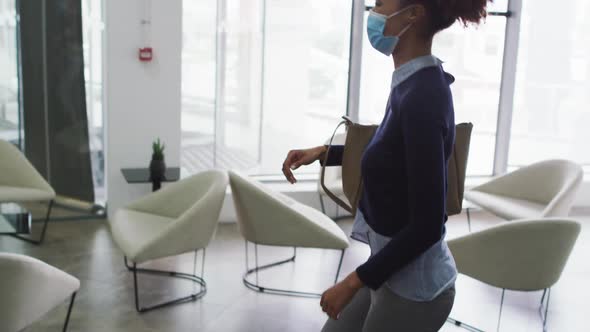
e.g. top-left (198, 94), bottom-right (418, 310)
top-left (447, 218), bottom-right (581, 332)
top-left (464, 160), bottom-right (583, 230)
top-left (0, 253), bottom-right (80, 332)
top-left (229, 171), bottom-right (349, 298)
top-left (0, 139), bottom-right (56, 244)
top-left (109, 170), bottom-right (228, 312)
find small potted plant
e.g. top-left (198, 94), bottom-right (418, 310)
top-left (150, 138), bottom-right (166, 183)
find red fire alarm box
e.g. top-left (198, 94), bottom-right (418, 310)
top-left (139, 47), bottom-right (153, 62)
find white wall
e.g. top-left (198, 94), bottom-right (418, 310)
top-left (104, 0), bottom-right (182, 217)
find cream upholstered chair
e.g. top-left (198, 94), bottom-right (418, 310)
top-left (0, 253), bottom-right (79, 332)
top-left (447, 218), bottom-right (581, 332)
top-left (317, 133), bottom-right (349, 219)
top-left (0, 139), bottom-right (56, 244)
top-left (464, 160), bottom-right (583, 230)
top-left (109, 170), bottom-right (228, 312)
top-left (229, 171), bottom-right (349, 297)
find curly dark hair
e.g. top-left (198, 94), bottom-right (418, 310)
top-left (402, 0), bottom-right (491, 35)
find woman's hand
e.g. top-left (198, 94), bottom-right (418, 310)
top-left (320, 272), bottom-right (364, 320)
top-left (282, 146), bottom-right (327, 184)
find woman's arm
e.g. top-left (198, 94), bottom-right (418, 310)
top-left (282, 145), bottom-right (343, 183)
top-left (355, 93), bottom-right (449, 290)
top-left (320, 145), bottom-right (345, 167)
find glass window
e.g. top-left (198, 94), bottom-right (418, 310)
top-left (259, 0), bottom-right (352, 175)
top-left (181, 0), bottom-right (352, 176)
top-left (358, 11), bottom-right (507, 176)
top-left (218, 0), bottom-right (264, 172)
top-left (364, 0), bottom-right (509, 12)
top-left (0, 0), bottom-right (20, 144)
top-left (488, 0), bottom-right (509, 13)
top-left (182, 0), bottom-right (228, 174)
top-left (0, 0), bottom-right (105, 203)
top-left (508, 0), bottom-right (590, 174)
top-left (82, 0), bottom-right (105, 202)
top-left (433, 17), bottom-right (507, 176)
top-left (182, 0), bottom-right (263, 174)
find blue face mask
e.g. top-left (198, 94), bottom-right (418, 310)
top-left (367, 8), bottom-right (413, 56)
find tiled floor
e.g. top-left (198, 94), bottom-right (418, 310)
top-left (1, 204), bottom-right (588, 332)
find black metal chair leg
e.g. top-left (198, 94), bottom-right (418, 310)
top-left (11, 200), bottom-right (54, 245)
top-left (539, 288), bottom-right (551, 332)
top-left (334, 249), bottom-right (344, 284)
top-left (62, 292), bottom-right (76, 332)
top-left (243, 242), bottom-right (346, 298)
top-left (124, 251), bottom-right (207, 313)
top-left (497, 289), bottom-right (506, 332)
top-left (466, 207), bottom-right (472, 233)
top-left (448, 287), bottom-right (554, 332)
top-left (445, 287), bottom-right (506, 332)
top-left (319, 194), bottom-right (326, 214)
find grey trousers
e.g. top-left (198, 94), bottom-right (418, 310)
top-left (321, 285), bottom-right (455, 332)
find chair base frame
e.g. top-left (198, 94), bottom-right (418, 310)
top-left (123, 249), bottom-right (207, 313)
top-left (10, 200), bottom-right (54, 245)
top-left (63, 292), bottom-right (77, 332)
top-left (447, 288), bottom-right (552, 332)
top-left (243, 241), bottom-right (345, 298)
top-left (447, 317), bottom-right (486, 332)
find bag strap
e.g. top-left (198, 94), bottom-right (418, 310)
top-left (320, 118), bottom-right (354, 214)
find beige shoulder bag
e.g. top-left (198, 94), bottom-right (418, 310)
top-left (320, 116), bottom-right (472, 217)
top-left (320, 116), bottom-right (377, 217)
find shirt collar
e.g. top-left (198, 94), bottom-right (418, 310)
top-left (391, 55), bottom-right (442, 90)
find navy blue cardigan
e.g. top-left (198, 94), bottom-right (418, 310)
top-left (323, 66), bottom-right (456, 290)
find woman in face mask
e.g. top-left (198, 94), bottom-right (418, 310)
top-left (282, 0), bottom-right (489, 331)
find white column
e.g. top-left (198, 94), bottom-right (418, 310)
top-left (104, 0), bottom-right (182, 216)
top-left (493, 0), bottom-right (523, 175)
top-left (346, 0), bottom-right (365, 122)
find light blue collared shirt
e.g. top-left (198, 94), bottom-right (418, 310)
top-left (351, 55), bottom-right (457, 302)
top-left (390, 55), bottom-right (443, 89)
